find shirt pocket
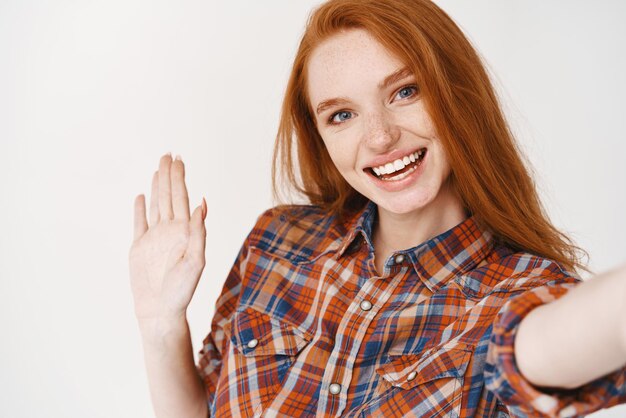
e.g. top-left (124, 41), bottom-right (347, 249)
top-left (220, 306), bottom-right (312, 416)
top-left (227, 306), bottom-right (311, 357)
top-left (366, 343), bottom-right (472, 417)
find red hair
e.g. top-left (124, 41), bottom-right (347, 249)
top-left (272, 0), bottom-right (588, 274)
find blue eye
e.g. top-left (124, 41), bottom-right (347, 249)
top-left (328, 110), bottom-right (353, 125)
top-left (395, 85), bottom-right (418, 100)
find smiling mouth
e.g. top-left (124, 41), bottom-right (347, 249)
top-left (367, 148), bottom-right (427, 181)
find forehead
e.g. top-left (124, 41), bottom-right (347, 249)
top-left (306, 29), bottom-right (406, 106)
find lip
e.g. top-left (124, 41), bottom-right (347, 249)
top-left (363, 147), bottom-right (426, 171)
top-left (366, 148), bottom-right (428, 192)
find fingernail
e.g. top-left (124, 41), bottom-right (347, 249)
top-left (175, 154), bottom-right (181, 161)
top-left (166, 152), bottom-right (171, 158)
top-left (202, 197), bottom-right (207, 219)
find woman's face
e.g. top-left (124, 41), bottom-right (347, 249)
top-left (307, 29), bottom-right (462, 218)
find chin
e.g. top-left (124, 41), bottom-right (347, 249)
top-left (370, 189), bottom-right (436, 215)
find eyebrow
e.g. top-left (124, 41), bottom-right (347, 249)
top-left (315, 67), bottom-right (413, 116)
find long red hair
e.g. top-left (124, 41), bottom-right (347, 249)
top-left (272, 0), bottom-right (588, 274)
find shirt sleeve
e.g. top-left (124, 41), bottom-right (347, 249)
top-left (195, 235), bottom-right (249, 412)
top-left (484, 276), bottom-right (626, 417)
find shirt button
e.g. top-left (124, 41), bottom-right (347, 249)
top-left (247, 338), bottom-right (259, 349)
top-left (394, 254), bottom-right (405, 264)
top-left (329, 383), bottom-right (341, 395)
top-left (407, 370), bottom-right (417, 381)
top-left (359, 300), bottom-right (372, 311)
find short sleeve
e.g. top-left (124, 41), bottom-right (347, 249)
top-left (485, 277), bottom-right (626, 417)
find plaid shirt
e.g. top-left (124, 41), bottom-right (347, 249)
top-left (197, 201), bottom-right (626, 417)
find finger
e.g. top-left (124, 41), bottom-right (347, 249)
top-left (158, 153), bottom-right (174, 221)
top-left (171, 155), bottom-right (190, 221)
top-left (185, 202), bottom-right (206, 267)
top-left (133, 194), bottom-right (148, 241)
top-left (149, 170), bottom-right (160, 226)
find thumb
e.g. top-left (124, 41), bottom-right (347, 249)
top-left (186, 199), bottom-right (207, 266)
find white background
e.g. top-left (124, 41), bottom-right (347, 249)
top-left (1, 1), bottom-right (625, 417)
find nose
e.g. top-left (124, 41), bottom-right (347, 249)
top-left (362, 108), bottom-right (401, 152)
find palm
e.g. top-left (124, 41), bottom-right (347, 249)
top-left (129, 154), bottom-right (207, 321)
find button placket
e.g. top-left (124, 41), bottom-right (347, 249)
top-left (316, 266), bottom-right (406, 417)
top-left (317, 279), bottom-right (379, 416)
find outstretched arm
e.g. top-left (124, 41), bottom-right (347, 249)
top-left (515, 263), bottom-right (626, 389)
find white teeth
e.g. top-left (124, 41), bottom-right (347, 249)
top-left (371, 149), bottom-right (425, 178)
top-left (380, 165), bottom-right (417, 181)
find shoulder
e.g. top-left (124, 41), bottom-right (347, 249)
top-left (493, 251), bottom-right (581, 290)
top-left (246, 204), bottom-right (346, 264)
top-left (458, 247), bottom-right (582, 299)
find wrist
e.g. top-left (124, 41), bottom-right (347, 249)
top-left (137, 313), bottom-right (190, 346)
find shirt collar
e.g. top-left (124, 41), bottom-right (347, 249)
top-left (336, 201), bottom-right (494, 293)
top-left (336, 200), bottom-right (378, 257)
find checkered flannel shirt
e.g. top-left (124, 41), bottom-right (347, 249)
top-left (197, 201), bottom-right (626, 417)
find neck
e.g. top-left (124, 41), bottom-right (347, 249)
top-left (373, 182), bottom-right (468, 254)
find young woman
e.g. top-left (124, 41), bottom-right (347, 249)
top-left (129, 0), bottom-right (626, 416)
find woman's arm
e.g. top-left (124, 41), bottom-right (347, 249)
top-left (129, 153), bottom-right (210, 417)
top-left (515, 263), bottom-right (626, 389)
top-left (138, 315), bottom-right (208, 418)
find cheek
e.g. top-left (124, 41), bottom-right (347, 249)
top-left (398, 104), bottom-right (439, 141)
top-left (435, 143), bottom-right (452, 174)
top-left (321, 136), bottom-right (357, 171)
top-left (421, 114), bottom-right (437, 135)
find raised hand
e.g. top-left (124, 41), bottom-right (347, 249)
top-left (129, 153), bottom-right (207, 323)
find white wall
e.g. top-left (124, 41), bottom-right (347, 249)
top-left (1, 1), bottom-right (624, 417)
